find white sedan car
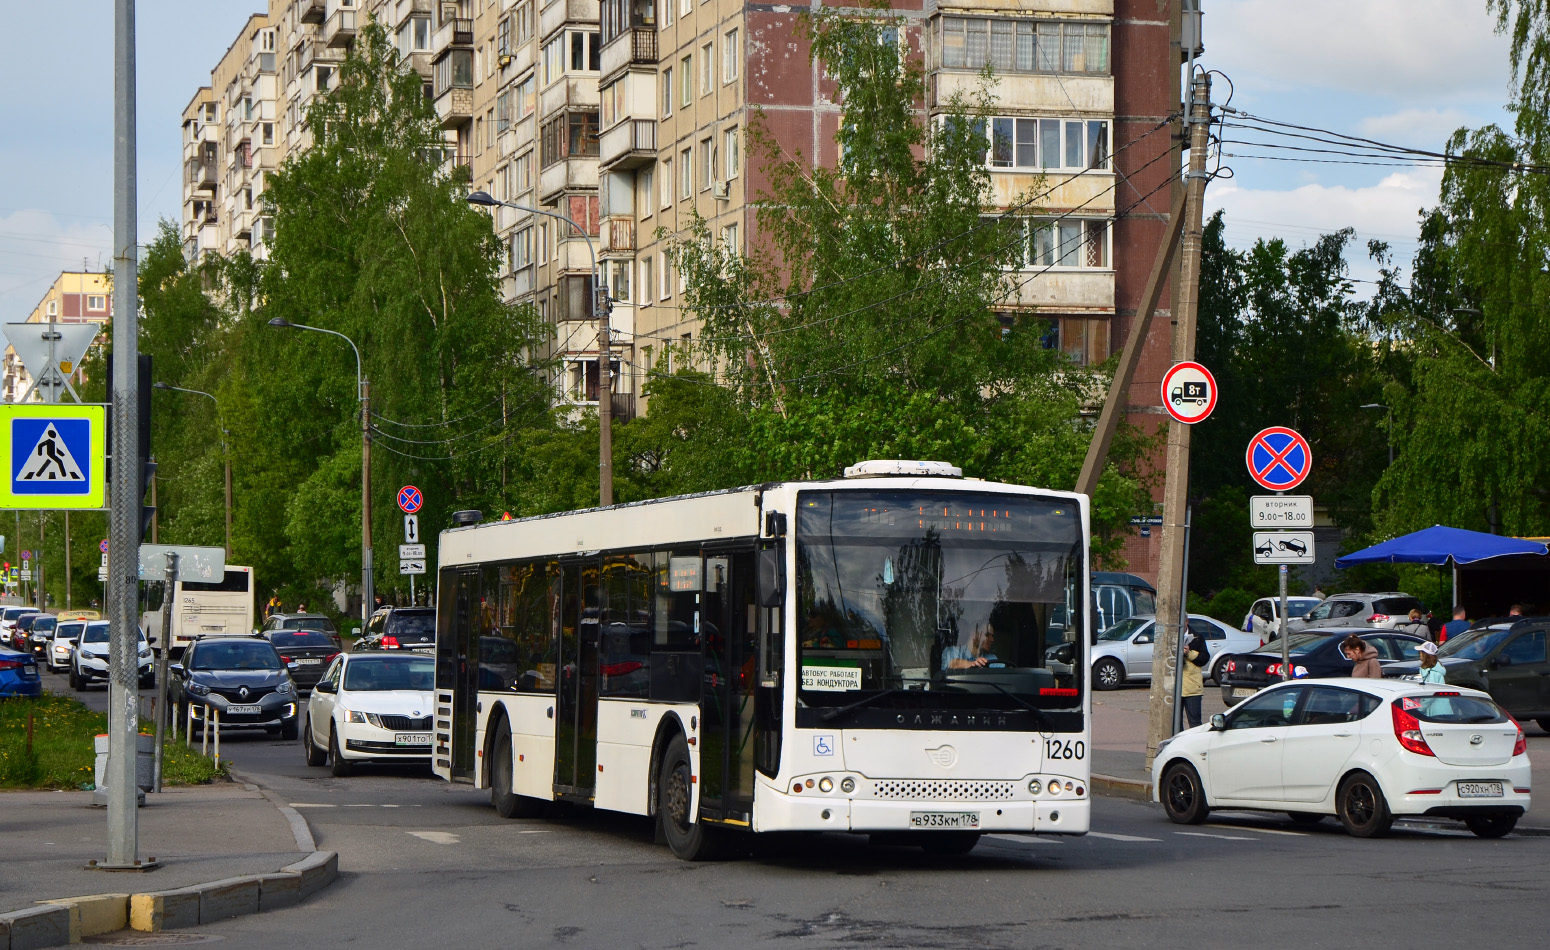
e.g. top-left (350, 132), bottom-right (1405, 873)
top-left (1091, 614), bottom-right (1255, 690)
top-left (1153, 677), bottom-right (1530, 838)
top-left (302, 651), bottom-right (435, 776)
top-left (47, 621), bottom-right (86, 673)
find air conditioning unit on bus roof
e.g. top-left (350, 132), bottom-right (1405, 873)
top-left (842, 460), bottom-right (963, 478)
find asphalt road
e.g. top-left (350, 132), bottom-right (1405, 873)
top-left (39, 667), bottom-right (1550, 950)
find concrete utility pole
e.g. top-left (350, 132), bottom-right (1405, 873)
top-left (106, 0), bottom-right (143, 868)
top-left (361, 378), bottom-right (373, 622)
top-left (1146, 73), bottom-right (1212, 767)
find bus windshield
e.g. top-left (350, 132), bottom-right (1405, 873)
top-left (796, 490), bottom-right (1083, 712)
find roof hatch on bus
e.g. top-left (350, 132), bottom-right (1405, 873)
top-left (842, 460), bottom-right (963, 478)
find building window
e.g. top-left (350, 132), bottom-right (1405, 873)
top-left (661, 159), bottom-right (672, 207)
top-left (540, 112), bottom-right (600, 167)
top-left (940, 18), bottom-right (1110, 75)
top-left (611, 260), bottom-right (631, 302)
top-left (434, 49), bottom-right (473, 95)
top-left (86, 295), bottom-right (105, 311)
top-left (700, 137), bottom-right (713, 190)
top-left (475, 116), bottom-right (484, 153)
top-left (497, 90), bottom-right (512, 132)
top-left (722, 126), bottom-right (739, 179)
top-left (641, 256), bottom-right (654, 304)
top-left (641, 166), bottom-right (654, 216)
top-left (514, 151), bottom-right (532, 191)
top-left (723, 29), bottom-right (738, 82)
top-left (720, 223), bottom-right (739, 255)
top-left (517, 74), bottom-right (535, 117)
top-left (512, 226), bottom-right (533, 268)
top-left (661, 253), bottom-right (672, 299)
top-left (679, 147), bottom-right (692, 198)
top-left (701, 42), bottom-right (714, 94)
top-left (538, 223), bottom-right (549, 264)
top-left (261, 122), bottom-right (274, 145)
top-left (498, 15), bottom-right (511, 55)
top-left (204, 103), bottom-right (217, 122)
top-left (996, 217), bottom-right (1110, 269)
top-left (515, 2), bottom-right (533, 44)
top-left (662, 0), bottom-right (672, 28)
top-left (680, 0), bottom-right (691, 16)
top-left (661, 68), bottom-right (673, 117)
top-left (986, 117), bottom-right (1108, 170)
top-left (681, 55), bottom-right (693, 107)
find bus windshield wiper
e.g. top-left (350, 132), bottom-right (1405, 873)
top-left (980, 681), bottom-right (1052, 728)
top-left (820, 688), bottom-right (907, 723)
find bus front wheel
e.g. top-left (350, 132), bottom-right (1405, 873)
top-left (658, 733), bottom-right (719, 861)
top-left (490, 720), bottom-right (543, 819)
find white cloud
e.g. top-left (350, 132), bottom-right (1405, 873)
top-left (1211, 0), bottom-right (1512, 102)
top-left (1358, 108), bottom-right (1479, 150)
top-left (0, 210), bottom-right (113, 321)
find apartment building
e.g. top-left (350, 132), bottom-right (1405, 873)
top-left (2, 272), bottom-right (113, 403)
top-left (185, 0), bottom-right (1181, 576)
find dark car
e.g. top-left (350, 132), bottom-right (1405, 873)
top-left (11, 612), bottom-right (43, 651)
top-left (26, 615), bottom-right (58, 660)
top-left (262, 613), bottom-right (339, 638)
top-left (1218, 628), bottom-right (1424, 704)
top-left (354, 607), bottom-right (436, 653)
top-left (1383, 619), bottom-right (1550, 731)
top-left (0, 645), bottom-right (42, 698)
top-left (170, 636), bottom-right (299, 738)
top-left (263, 630), bottom-right (340, 692)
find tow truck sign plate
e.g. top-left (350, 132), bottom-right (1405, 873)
top-left (1252, 531), bottom-right (1316, 565)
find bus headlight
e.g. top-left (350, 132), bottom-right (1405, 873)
top-left (839, 777), bottom-right (855, 793)
top-left (818, 777), bottom-right (834, 793)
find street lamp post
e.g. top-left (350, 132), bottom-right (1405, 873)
top-left (1360, 403), bottom-right (1393, 466)
top-left (267, 318), bottom-right (372, 622)
top-left (465, 189), bottom-right (614, 507)
top-left (153, 383), bottom-right (232, 559)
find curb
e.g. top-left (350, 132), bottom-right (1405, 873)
top-left (228, 769), bottom-right (317, 852)
top-left (0, 852), bottom-right (338, 949)
top-left (1091, 773), bottom-right (1152, 802)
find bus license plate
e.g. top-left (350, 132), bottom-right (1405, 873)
top-left (225, 704), bottom-right (261, 715)
top-left (909, 812), bottom-right (980, 830)
top-left (1457, 782), bottom-right (1503, 798)
top-left (395, 733), bottom-right (432, 746)
top-left (1232, 687), bottom-right (1257, 698)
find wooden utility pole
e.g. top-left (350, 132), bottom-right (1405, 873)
top-left (1146, 74), bottom-right (1213, 767)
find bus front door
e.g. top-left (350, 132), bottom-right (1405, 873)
top-left (438, 568), bottom-right (481, 782)
top-left (554, 561), bottom-right (600, 797)
top-left (700, 551), bottom-right (757, 824)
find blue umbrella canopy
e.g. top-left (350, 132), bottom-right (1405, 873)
top-left (1335, 525), bottom-right (1549, 569)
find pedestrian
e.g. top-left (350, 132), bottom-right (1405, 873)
top-left (1181, 626), bottom-right (1209, 729)
top-left (1415, 641), bottom-right (1447, 685)
top-left (265, 595), bottom-right (282, 619)
top-left (1313, 587), bottom-right (1327, 601)
top-left (296, 601), bottom-right (308, 614)
top-left (1509, 603), bottom-right (1525, 618)
top-left (1341, 634), bottom-right (1382, 678)
top-left (1398, 608), bottom-right (1430, 639)
top-left (1441, 605), bottom-right (1469, 643)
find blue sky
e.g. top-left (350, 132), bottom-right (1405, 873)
top-left (0, 1), bottom-right (1519, 320)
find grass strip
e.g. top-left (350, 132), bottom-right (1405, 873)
top-left (0, 693), bottom-right (226, 789)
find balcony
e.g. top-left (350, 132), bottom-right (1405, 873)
top-left (598, 118), bottom-right (656, 171)
top-left (187, 159), bottom-right (219, 192)
top-left (434, 87), bottom-right (474, 129)
top-left (601, 216), bottom-right (635, 254)
top-left (541, 0), bottom-right (599, 42)
top-left (601, 28), bottom-right (657, 80)
top-left (324, 8), bottom-right (357, 48)
top-left (433, 16), bottom-right (474, 53)
top-left (298, 0), bottom-right (326, 24)
top-left (300, 39), bottom-right (345, 73)
top-left (539, 157), bottom-right (600, 204)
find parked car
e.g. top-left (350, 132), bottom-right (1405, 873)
top-left (1218, 628), bottom-right (1425, 704)
top-left (1294, 593), bottom-right (1425, 632)
top-left (169, 636), bottom-right (299, 738)
top-left (1382, 619), bottom-right (1550, 731)
top-left (1241, 596), bottom-right (1323, 642)
top-left (46, 621), bottom-right (85, 673)
top-left (1086, 614), bottom-right (1255, 690)
top-left (262, 630), bottom-right (340, 692)
top-left (70, 622), bottom-right (154, 690)
top-left (302, 651), bottom-right (435, 775)
top-left (0, 644), bottom-right (42, 698)
top-left (9, 612), bottom-right (43, 651)
top-left (1153, 677), bottom-right (1530, 838)
top-left (353, 606), bottom-right (436, 653)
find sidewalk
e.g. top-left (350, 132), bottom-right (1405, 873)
top-left (1, 782), bottom-right (306, 915)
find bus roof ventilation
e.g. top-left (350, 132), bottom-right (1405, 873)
top-left (842, 460), bottom-right (963, 479)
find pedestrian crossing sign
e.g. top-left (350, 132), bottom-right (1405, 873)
top-left (0, 404), bottom-right (106, 509)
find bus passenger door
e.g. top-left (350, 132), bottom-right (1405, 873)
top-left (700, 551), bottom-right (758, 823)
top-left (436, 568), bottom-right (480, 783)
top-left (555, 561), bottom-right (600, 797)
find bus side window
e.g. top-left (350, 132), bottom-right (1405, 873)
top-left (650, 551), bottom-right (701, 702)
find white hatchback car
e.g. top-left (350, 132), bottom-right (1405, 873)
top-left (302, 651), bottom-right (435, 776)
top-left (1152, 677), bottom-right (1530, 837)
top-left (1091, 614), bottom-right (1255, 690)
top-left (46, 621), bottom-right (86, 673)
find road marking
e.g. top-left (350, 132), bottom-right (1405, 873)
top-left (517, 830), bottom-right (551, 835)
top-left (1206, 823), bottom-right (1306, 837)
top-left (1087, 831), bottom-right (1163, 842)
top-left (408, 831), bottom-right (461, 844)
top-left (1175, 831), bottom-right (1260, 841)
top-left (289, 803), bottom-right (337, 808)
top-left (345, 803), bottom-right (376, 807)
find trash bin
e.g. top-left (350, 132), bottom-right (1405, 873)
top-left (91, 733), bottom-right (154, 807)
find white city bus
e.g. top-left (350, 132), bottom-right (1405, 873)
top-left (432, 461), bottom-right (1091, 859)
top-left (143, 566), bottom-right (256, 654)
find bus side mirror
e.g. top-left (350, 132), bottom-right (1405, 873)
top-left (757, 542), bottom-right (785, 608)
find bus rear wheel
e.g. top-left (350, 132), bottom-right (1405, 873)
top-left (490, 721), bottom-right (543, 819)
top-left (658, 733), bottom-right (718, 861)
